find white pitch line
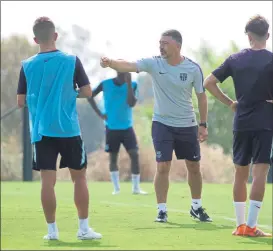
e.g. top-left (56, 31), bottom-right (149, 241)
top-left (100, 201), bottom-right (273, 231)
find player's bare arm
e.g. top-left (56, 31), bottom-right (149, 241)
top-left (75, 56), bottom-right (93, 99)
top-left (100, 57), bottom-right (138, 72)
top-left (196, 92), bottom-right (208, 142)
top-left (125, 73), bottom-right (137, 107)
top-left (196, 92), bottom-right (208, 124)
top-left (87, 83), bottom-right (107, 120)
top-left (17, 94), bottom-right (26, 108)
top-left (204, 74), bottom-right (236, 111)
top-left (126, 83), bottom-right (137, 107)
top-left (77, 85), bottom-right (92, 98)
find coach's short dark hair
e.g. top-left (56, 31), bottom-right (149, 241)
top-left (162, 29), bottom-right (182, 45)
top-left (33, 17), bottom-right (55, 42)
top-left (245, 15), bottom-right (269, 37)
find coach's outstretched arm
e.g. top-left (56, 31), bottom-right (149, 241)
top-left (100, 57), bottom-right (138, 72)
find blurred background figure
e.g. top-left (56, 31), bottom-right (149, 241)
top-left (88, 72), bottom-right (147, 195)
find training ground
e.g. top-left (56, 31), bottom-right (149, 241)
top-left (1, 182), bottom-right (272, 250)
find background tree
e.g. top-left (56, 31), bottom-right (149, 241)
top-left (1, 35), bottom-right (38, 180)
top-left (191, 40), bottom-right (239, 155)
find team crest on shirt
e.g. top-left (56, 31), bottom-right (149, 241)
top-left (180, 73), bottom-right (188, 81)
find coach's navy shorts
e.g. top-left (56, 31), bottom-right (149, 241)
top-left (233, 130), bottom-right (273, 166)
top-left (105, 127), bottom-right (138, 153)
top-left (33, 136), bottom-right (87, 171)
top-left (152, 121), bottom-right (200, 162)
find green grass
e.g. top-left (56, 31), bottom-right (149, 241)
top-left (1, 182), bottom-right (272, 250)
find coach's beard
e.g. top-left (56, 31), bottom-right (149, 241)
top-left (160, 50), bottom-right (167, 58)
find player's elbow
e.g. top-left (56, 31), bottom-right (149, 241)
top-left (128, 102), bottom-right (136, 107)
top-left (86, 89), bottom-right (92, 98)
top-left (203, 78), bottom-right (212, 89)
top-left (17, 95), bottom-right (26, 108)
top-left (204, 74), bottom-right (218, 90)
top-left (80, 85), bottom-right (92, 98)
top-left (127, 97), bottom-right (137, 107)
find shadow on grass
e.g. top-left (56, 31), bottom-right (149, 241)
top-left (134, 221), bottom-right (233, 231)
top-left (240, 236), bottom-right (272, 246)
top-left (43, 240), bottom-right (117, 249)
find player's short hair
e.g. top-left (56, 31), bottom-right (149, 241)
top-left (33, 17), bottom-right (55, 43)
top-left (245, 15), bottom-right (269, 38)
top-left (162, 29), bottom-right (182, 45)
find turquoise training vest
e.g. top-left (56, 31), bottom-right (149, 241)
top-left (22, 51), bottom-right (81, 143)
top-left (102, 79), bottom-right (137, 130)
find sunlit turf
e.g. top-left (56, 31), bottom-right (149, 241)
top-left (1, 182), bottom-right (272, 250)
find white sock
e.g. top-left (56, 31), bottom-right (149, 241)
top-left (233, 201), bottom-right (246, 227)
top-left (158, 203), bottom-right (167, 212)
top-left (132, 174), bottom-right (140, 192)
top-left (247, 200), bottom-right (262, 228)
top-left (192, 199), bottom-right (202, 210)
top-left (47, 222), bottom-right (58, 233)
top-left (110, 171), bottom-right (120, 191)
top-left (79, 218), bottom-right (89, 232)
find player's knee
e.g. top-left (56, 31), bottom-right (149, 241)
top-left (128, 148), bottom-right (139, 158)
top-left (69, 168), bottom-right (87, 184)
top-left (74, 176), bottom-right (87, 186)
top-left (41, 170), bottom-right (57, 187)
top-left (186, 160), bottom-right (200, 174)
top-left (128, 149), bottom-right (139, 164)
top-left (252, 163), bottom-right (270, 180)
top-left (234, 166), bottom-right (249, 183)
top-left (157, 162), bottom-right (171, 175)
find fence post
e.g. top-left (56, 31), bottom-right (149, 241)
top-left (22, 106), bottom-right (33, 181)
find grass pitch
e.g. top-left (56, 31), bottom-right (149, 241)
top-left (1, 182), bottom-right (272, 250)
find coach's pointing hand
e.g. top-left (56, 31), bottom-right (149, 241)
top-left (100, 57), bottom-right (112, 68)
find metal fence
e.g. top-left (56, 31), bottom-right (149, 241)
top-left (1, 106), bottom-right (32, 181)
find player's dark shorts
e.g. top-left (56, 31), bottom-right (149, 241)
top-left (33, 136), bottom-right (87, 171)
top-left (152, 121), bottom-right (200, 162)
top-left (233, 130), bottom-right (273, 166)
top-left (105, 127), bottom-right (138, 153)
